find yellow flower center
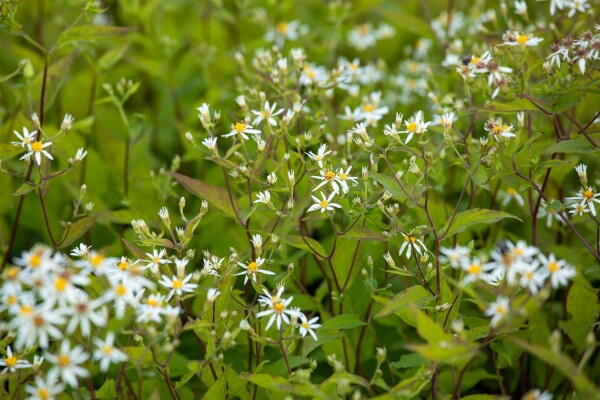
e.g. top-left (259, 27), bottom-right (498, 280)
top-left (5, 355), bottom-right (17, 367)
top-left (20, 305), bottom-right (32, 315)
top-left (90, 254), bottom-right (104, 267)
top-left (513, 248), bottom-right (524, 256)
top-left (173, 279), bottom-right (183, 289)
top-left (273, 301), bottom-right (285, 313)
top-left (492, 125), bottom-right (502, 134)
top-left (576, 204), bottom-right (585, 212)
top-left (118, 260), bottom-right (129, 270)
top-left (7, 267), bottom-right (19, 280)
top-left (583, 189), bottom-right (594, 199)
top-left (115, 284), bottom-right (127, 297)
top-left (6, 295), bottom-right (16, 305)
top-left (363, 104), bottom-right (374, 112)
top-left (247, 261), bottom-right (258, 272)
top-left (406, 122), bottom-right (417, 132)
top-left (305, 67), bottom-right (316, 79)
top-left (38, 388), bottom-right (50, 400)
top-left (496, 305), bottom-right (507, 315)
top-left (470, 56), bottom-right (481, 65)
top-left (548, 261), bottom-right (559, 273)
top-left (319, 200), bottom-right (329, 208)
top-left (103, 346), bottom-right (113, 355)
top-left (147, 298), bottom-right (160, 307)
top-left (152, 257), bottom-right (160, 264)
top-left (261, 110), bottom-right (267, 118)
top-left (409, 62), bottom-right (419, 72)
top-left (339, 173), bottom-right (347, 180)
top-left (29, 254), bottom-right (41, 268)
top-left (55, 276), bottom-right (68, 292)
top-left (468, 263), bottom-right (481, 275)
top-left (404, 235), bottom-right (416, 243)
top-left (58, 354), bottom-right (70, 367)
top-left (324, 170), bottom-right (336, 181)
top-left (349, 63), bottom-right (358, 71)
top-left (276, 22), bottom-right (288, 34)
top-left (31, 141), bottom-right (43, 152)
top-left (234, 122), bottom-right (246, 133)
top-left (358, 25), bottom-right (369, 35)
top-left (507, 187), bottom-right (517, 196)
top-left (301, 322), bottom-right (309, 329)
top-left (516, 35), bottom-right (528, 45)
top-left (525, 271), bottom-right (534, 280)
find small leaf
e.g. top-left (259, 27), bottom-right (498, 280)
top-left (391, 353), bottom-right (430, 369)
top-left (58, 25), bottom-right (135, 46)
top-left (122, 239), bottom-right (147, 260)
top-left (279, 234), bottom-right (327, 257)
top-left (320, 314), bottom-right (366, 330)
top-left (95, 379), bottom-right (116, 399)
top-left (98, 43), bottom-right (130, 70)
top-left (58, 217), bottom-right (96, 249)
top-left (371, 172), bottom-right (425, 203)
top-left (563, 275), bottom-right (600, 352)
top-left (441, 208), bottom-right (521, 238)
top-left (374, 285), bottom-right (434, 325)
top-left (170, 172), bottom-right (238, 220)
top-left (12, 183), bottom-right (36, 196)
top-left (341, 226), bottom-right (387, 242)
top-left (0, 143), bottom-right (23, 160)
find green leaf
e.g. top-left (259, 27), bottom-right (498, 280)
top-left (58, 217), bottom-right (96, 248)
top-left (391, 353), bottom-right (430, 369)
top-left (545, 136), bottom-right (600, 154)
top-left (374, 285), bottom-right (434, 326)
top-left (96, 379), bottom-right (117, 399)
top-left (12, 183), bottom-right (36, 196)
top-left (58, 25), bottom-right (135, 46)
top-left (99, 43), bottom-right (130, 71)
top-left (0, 143), bottom-right (23, 161)
top-left (405, 342), bottom-right (475, 367)
top-left (563, 276), bottom-right (600, 352)
top-left (441, 208), bottom-right (521, 238)
top-left (475, 98), bottom-right (539, 114)
top-left (508, 337), bottom-right (598, 397)
top-left (320, 313), bottom-right (366, 330)
top-left (414, 307), bottom-right (452, 344)
top-left (341, 226), bottom-right (387, 242)
top-left (370, 172), bottom-right (425, 204)
top-left (170, 172), bottom-right (238, 220)
top-left (279, 234), bottom-right (327, 258)
top-left (122, 239), bottom-right (147, 260)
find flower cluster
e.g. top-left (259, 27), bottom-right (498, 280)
top-left (546, 27), bottom-right (600, 74)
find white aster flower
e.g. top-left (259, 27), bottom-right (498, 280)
top-left (20, 140), bottom-right (53, 165)
top-left (235, 257), bottom-right (275, 284)
top-left (485, 296), bottom-right (510, 327)
top-left (251, 101), bottom-right (284, 126)
top-left (222, 121), bottom-right (261, 140)
top-left (298, 313), bottom-right (321, 340)
top-left (0, 346), bottom-right (32, 373)
top-left (159, 273), bottom-right (198, 300)
top-left (93, 332), bottom-right (128, 373)
top-left (398, 231), bottom-right (428, 259)
top-left (12, 127), bottom-right (37, 148)
top-left (25, 369), bottom-right (64, 400)
top-left (46, 341), bottom-right (89, 388)
top-left (307, 191), bottom-right (343, 213)
top-left (538, 253), bottom-right (576, 288)
top-left (306, 143), bottom-right (332, 168)
top-left (256, 286), bottom-right (298, 330)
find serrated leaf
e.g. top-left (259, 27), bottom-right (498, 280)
top-left (564, 276), bottom-right (600, 352)
top-left (58, 25), bottom-right (135, 46)
top-left (320, 313), bottom-right (366, 330)
top-left (58, 217), bottom-right (95, 248)
top-left (475, 98), bottom-right (539, 114)
top-left (341, 226), bottom-right (387, 242)
top-left (170, 172), bottom-right (238, 220)
top-left (441, 208), bottom-right (521, 238)
top-left (545, 136), bottom-right (600, 154)
top-left (374, 285), bottom-right (434, 326)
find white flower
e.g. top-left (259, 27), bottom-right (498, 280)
top-left (522, 388), bottom-right (554, 400)
top-left (158, 207), bottom-right (170, 225)
top-left (144, 248), bottom-right (171, 271)
top-left (306, 143), bottom-right (332, 168)
top-left (549, 0), bottom-right (566, 15)
top-left (20, 140), bottom-right (53, 165)
top-left (311, 169), bottom-right (341, 194)
top-left (440, 112), bottom-right (454, 133)
top-left (568, 202), bottom-right (589, 216)
top-left (222, 122), bottom-right (261, 140)
top-left (68, 148), bottom-right (87, 165)
top-left (485, 296), bottom-right (510, 327)
top-left (460, 257), bottom-right (491, 286)
top-left (64, 291), bottom-right (106, 337)
top-left (299, 64), bottom-right (328, 86)
top-left (514, 0), bottom-right (527, 14)
top-left (0, 345), bottom-right (32, 373)
top-left (255, 190), bottom-right (273, 207)
top-left (206, 288), bottom-right (220, 303)
top-left (566, 0), bottom-right (590, 17)
top-left (484, 118), bottom-right (516, 141)
top-left (12, 127), bottom-right (37, 148)
top-left (251, 101), bottom-right (284, 126)
top-left (70, 243), bottom-right (91, 258)
top-left (136, 293), bottom-right (167, 323)
top-left (10, 303), bottom-right (65, 350)
top-left (235, 257), bottom-right (275, 284)
top-left (400, 111), bottom-right (430, 144)
top-left (398, 232), bottom-right (428, 259)
top-left (61, 114), bottom-right (74, 131)
top-left (501, 31), bottom-right (544, 47)
top-left (159, 273), bottom-right (198, 300)
top-left (566, 186), bottom-right (600, 217)
top-left (500, 187), bottom-right (525, 207)
top-left (519, 262), bottom-right (547, 294)
top-left (335, 166), bottom-right (358, 194)
top-left (25, 369), bottom-right (64, 400)
top-left (440, 246), bottom-right (470, 268)
top-left (256, 286), bottom-right (298, 330)
top-left (93, 332), bottom-right (128, 373)
top-left (46, 340), bottom-right (90, 388)
top-left (307, 191), bottom-right (343, 213)
top-left (538, 253), bottom-right (576, 288)
top-left (202, 137), bottom-right (218, 153)
top-left (538, 199), bottom-right (564, 228)
top-left (264, 20), bottom-right (307, 46)
top-left (298, 313), bottom-right (321, 340)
